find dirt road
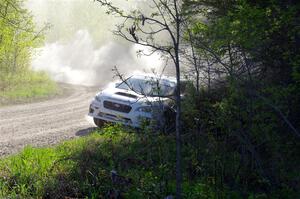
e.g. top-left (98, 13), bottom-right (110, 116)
top-left (0, 84), bottom-right (99, 157)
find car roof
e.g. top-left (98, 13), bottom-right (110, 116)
top-left (131, 74), bottom-right (177, 82)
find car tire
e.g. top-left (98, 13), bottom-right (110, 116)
top-left (94, 118), bottom-right (105, 128)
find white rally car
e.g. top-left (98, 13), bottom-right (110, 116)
top-left (88, 74), bottom-right (177, 130)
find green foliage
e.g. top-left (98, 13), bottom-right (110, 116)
top-left (0, 0), bottom-right (57, 102)
top-left (0, 0), bottom-right (43, 73)
top-left (209, 2), bottom-right (268, 51)
top-left (0, 71), bottom-right (57, 101)
top-left (0, 146), bottom-right (58, 197)
top-left (182, 1), bottom-right (300, 197)
top-left (188, 0), bottom-right (299, 83)
top-left (182, 1), bottom-right (300, 194)
top-left (0, 126), bottom-right (172, 198)
top-left (181, 82), bottom-right (200, 128)
top-left (0, 115), bottom-right (298, 198)
top-left (0, 125), bottom-right (247, 198)
top-left (181, 82), bottom-right (300, 198)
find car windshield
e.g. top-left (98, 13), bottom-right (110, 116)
top-left (117, 76), bottom-right (176, 97)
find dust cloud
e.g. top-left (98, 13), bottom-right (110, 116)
top-left (26, 0), bottom-right (166, 86)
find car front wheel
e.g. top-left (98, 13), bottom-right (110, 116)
top-left (93, 118), bottom-right (105, 128)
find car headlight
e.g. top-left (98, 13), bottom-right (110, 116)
top-left (95, 95), bottom-right (102, 102)
top-left (135, 106), bottom-right (152, 113)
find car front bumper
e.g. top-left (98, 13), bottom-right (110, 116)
top-left (88, 100), bottom-right (151, 128)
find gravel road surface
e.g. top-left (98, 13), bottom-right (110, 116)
top-left (0, 84), bottom-right (99, 157)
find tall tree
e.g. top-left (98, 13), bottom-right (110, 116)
top-left (95, 0), bottom-right (184, 197)
top-left (0, 0), bottom-right (45, 75)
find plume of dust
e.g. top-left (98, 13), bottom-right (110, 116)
top-left (27, 0), bottom-right (166, 86)
top-left (32, 29), bottom-right (164, 86)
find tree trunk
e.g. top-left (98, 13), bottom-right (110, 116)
top-left (175, 56), bottom-right (182, 199)
top-left (174, 15), bottom-right (182, 198)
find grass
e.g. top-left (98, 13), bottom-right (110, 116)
top-left (0, 125), bottom-right (218, 198)
top-left (0, 71), bottom-right (58, 104)
top-left (0, 125), bottom-right (296, 198)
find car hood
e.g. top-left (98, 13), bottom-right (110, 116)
top-left (96, 87), bottom-right (170, 106)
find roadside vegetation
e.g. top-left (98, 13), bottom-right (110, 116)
top-left (1, 125), bottom-right (296, 199)
top-left (0, 71), bottom-right (57, 105)
top-left (0, 0), bottom-right (57, 105)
